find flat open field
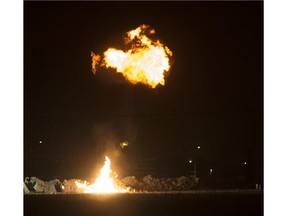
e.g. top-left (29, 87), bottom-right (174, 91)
top-left (25, 190), bottom-right (263, 216)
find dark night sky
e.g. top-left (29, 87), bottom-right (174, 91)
top-left (24, 1), bottom-right (263, 182)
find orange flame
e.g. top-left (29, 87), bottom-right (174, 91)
top-left (75, 156), bottom-right (127, 193)
top-left (91, 24), bottom-right (173, 88)
top-left (91, 52), bottom-right (101, 75)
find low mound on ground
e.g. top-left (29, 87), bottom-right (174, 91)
top-left (24, 175), bottom-right (199, 194)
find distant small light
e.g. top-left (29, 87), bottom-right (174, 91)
top-left (39, 140), bottom-right (42, 144)
top-left (120, 141), bottom-right (129, 149)
top-left (197, 146), bottom-right (200, 149)
top-left (188, 160), bottom-right (193, 164)
top-left (244, 162), bottom-right (247, 165)
top-left (209, 169), bottom-right (213, 175)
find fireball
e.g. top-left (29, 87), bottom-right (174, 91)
top-left (91, 24), bottom-right (173, 88)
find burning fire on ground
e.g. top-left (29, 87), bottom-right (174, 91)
top-left (91, 24), bottom-right (173, 88)
top-left (75, 156), bottom-right (128, 193)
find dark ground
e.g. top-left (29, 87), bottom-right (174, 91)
top-left (25, 191), bottom-right (263, 216)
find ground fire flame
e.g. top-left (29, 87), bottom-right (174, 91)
top-left (91, 24), bottom-right (173, 88)
top-left (75, 156), bottom-right (128, 193)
